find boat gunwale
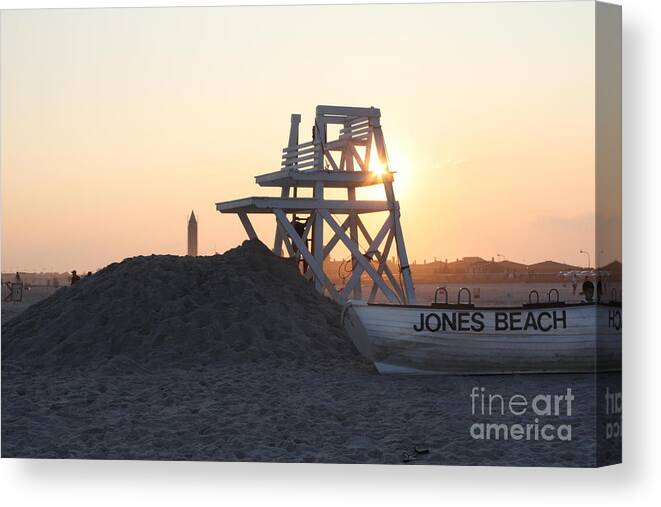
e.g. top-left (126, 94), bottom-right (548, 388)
top-left (360, 301), bottom-right (622, 311)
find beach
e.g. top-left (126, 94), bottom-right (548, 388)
top-left (2, 363), bottom-right (620, 465)
top-left (1, 240), bottom-right (620, 466)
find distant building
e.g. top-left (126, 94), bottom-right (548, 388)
top-left (470, 259), bottom-right (529, 275)
top-left (527, 260), bottom-right (579, 273)
top-left (600, 260), bottom-right (622, 281)
top-left (187, 211), bottom-right (198, 256)
top-left (444, 257), bottom-right (487, 274)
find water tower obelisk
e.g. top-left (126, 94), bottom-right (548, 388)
top-left (187, 211), bottom-right (198, 256)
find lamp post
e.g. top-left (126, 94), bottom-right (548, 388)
top-left (579, 249), bottom-right (591, 269)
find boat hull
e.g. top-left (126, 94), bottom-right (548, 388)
top-left (342, 302), bottom-right (621, 375)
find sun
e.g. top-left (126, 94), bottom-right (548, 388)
top-left (368, 158), bottom-right (387, 176)
top-left (360, 135), bottom-right (412, 200)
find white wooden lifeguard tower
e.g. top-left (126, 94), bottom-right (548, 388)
top-left (216, 105), bottom-right (416, 305)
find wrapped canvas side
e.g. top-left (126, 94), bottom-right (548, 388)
top-left (595, 0), bottom-right (622, 467)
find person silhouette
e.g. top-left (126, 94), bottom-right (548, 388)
top-left (582, 280), bottom-right (594, 303)
top-left (290, 217), bottom-right (308, 254)
top-left (70, 270), bottom-right (81, 286)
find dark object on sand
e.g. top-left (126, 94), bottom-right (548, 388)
top-left (414, 446), bottom-right (429, 455)
top-left (3, 281), bottom-right (24, 303)
top-left (401, 451), bottom-right (416, 463)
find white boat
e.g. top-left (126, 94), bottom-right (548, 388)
top-left (342, 293), bottom-right (622, 375)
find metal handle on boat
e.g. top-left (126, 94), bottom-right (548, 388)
top-left (457, 287), bottom-right (472, 305)
top-left (548, 288), bottom-right (560, 303)
top-left (528, 290), bottom-right (540, 304)
top-left (434, 287), bottom-right (448, 304)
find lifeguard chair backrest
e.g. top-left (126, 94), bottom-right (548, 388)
top-left (280, 105), bottom-right (387, 173)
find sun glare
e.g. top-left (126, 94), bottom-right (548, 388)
top-left (369, 159), bottom-right (387, 176)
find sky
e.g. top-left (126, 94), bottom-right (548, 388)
top-left (1, 2), bottom-right (610, 273)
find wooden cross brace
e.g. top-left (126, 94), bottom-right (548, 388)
top-left (273, 209), bottom-right (342, 302)
top-left (317, 209), bottom-right (400, 304)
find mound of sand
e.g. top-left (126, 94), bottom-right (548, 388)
top-left (2, 240), bottom-right (364, 371)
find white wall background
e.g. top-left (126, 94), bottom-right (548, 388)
top-left (1, 0), bottom-right (659, 506)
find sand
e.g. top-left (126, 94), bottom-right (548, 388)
top-left (2, 240), bottom-right (360, 372)
top-left (3, 362), bottom-right (618, 465)
top-left (1, 240), bottom-right (619, 465)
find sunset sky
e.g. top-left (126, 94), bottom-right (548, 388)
top-left (1, 2), bottom-right (607, 273)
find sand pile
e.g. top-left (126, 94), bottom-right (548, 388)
top-left (2, 240), bottom-right (364, 371)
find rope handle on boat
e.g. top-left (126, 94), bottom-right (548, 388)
top-left (434, 287), bottom-right (448, 304)
top-left (457, 287), bottom-right (472, 305)
top-left (528, 290), bottom-right (540, 304)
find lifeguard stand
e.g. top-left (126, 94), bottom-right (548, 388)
top-left (216, 105), bottom-right (416, 305)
